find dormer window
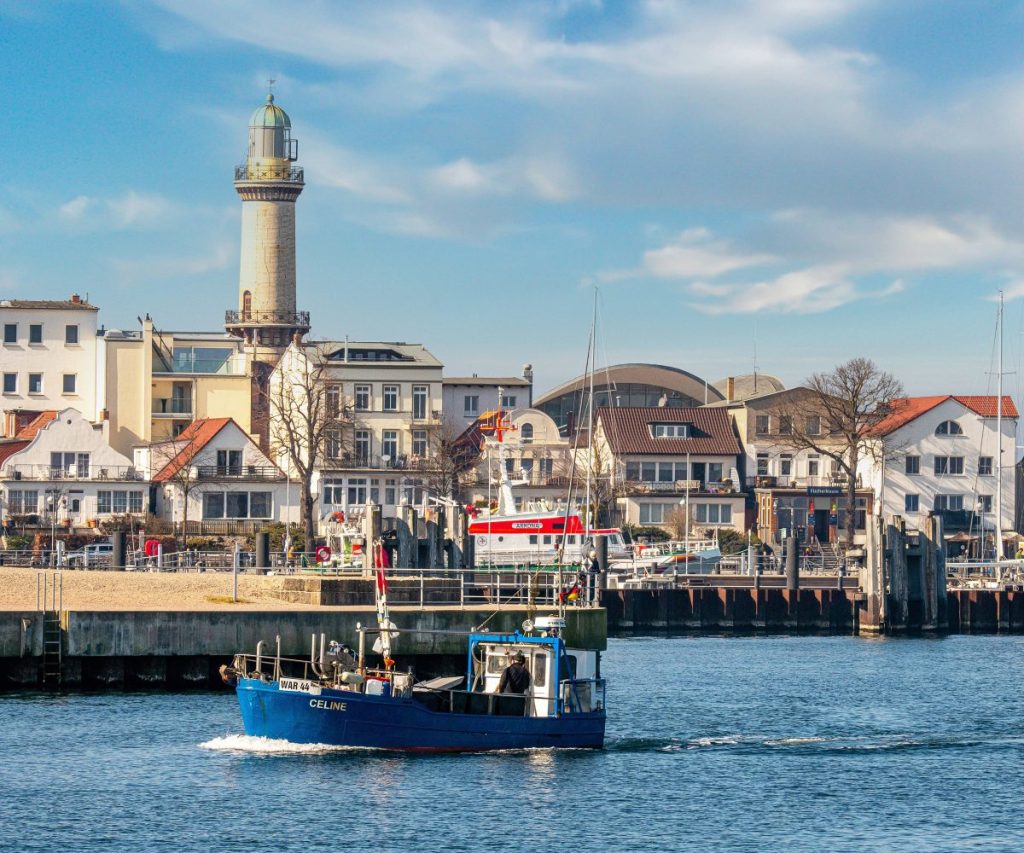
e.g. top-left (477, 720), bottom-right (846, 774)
top-left (935, 420), bottom-right (963, 436)
top-left (651, 423), bottom-right (690, 438)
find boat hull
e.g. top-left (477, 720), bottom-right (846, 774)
top-left (236, 679), bottom-right (606, 752)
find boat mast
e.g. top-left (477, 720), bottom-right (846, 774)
top-left (996, 291), bottom-right (1004, 563)
top-left (585, 289), bottom-right (597, 539)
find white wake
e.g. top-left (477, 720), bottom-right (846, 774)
top-left (200, 734), bottom-right (352, 754)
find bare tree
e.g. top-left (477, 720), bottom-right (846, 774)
top-left (421, 417), bottom-right (480, 503)
top-left (770, 358), bottom-right (904, 545)
top-left (268, 343), bottom-right (351, 549)
top-left (150, 432), bottom-right (213, 547)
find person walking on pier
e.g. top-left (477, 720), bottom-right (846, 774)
top-left (498, 652), bottom-right (531, 694)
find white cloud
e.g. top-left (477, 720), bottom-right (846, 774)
top-left (57, 191), bottom-right (175, 230)
top-left (643, 229), bottom-right (776, 279)
top-left (110, 242), bottom-right (234, 280)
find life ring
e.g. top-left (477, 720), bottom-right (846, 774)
top-left (331, 511), bottom-right (345, 523)
top-left (144, 539), bottom-right (160, 557)
top-left (315, 545), bottom-right (332, 563)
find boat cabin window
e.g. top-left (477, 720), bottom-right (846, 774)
top-left (529, 535), bottom-right (538, 545)
top-left (532, 654), bottom-right (547, 688)
top-left (543, 535), bottom-right (552, 545)
top-left (568, 535), bottom-right (577, 544)
top-left (561, 654), bottom-right (578, 681)
top-left (487, 653), bottom-right (510, 674)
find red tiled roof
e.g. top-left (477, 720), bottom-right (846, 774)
top-left (872, 395), bottom-right (1018, 436)
top-left (152, 418), bottom-right (233, 482)
top-left (0, 440), bottom-right (29, 466)
top-left (954, 395), bottom-right (1019, 418)
top-left (596, 406), bottom-right (741, 456)
top-left (15, 410), bottom-right (58, 440)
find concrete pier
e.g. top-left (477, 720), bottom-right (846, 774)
top-left (0, 605), bottom-right (605, 689)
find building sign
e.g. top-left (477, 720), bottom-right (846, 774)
top-left (806, 486), bottom-right (842, 497)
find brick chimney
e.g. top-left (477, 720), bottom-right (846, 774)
top-left (70, 293), bottom-right (81, 304)
top-left (726, 376), bottom-right (735, 402)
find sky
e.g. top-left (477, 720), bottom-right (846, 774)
top-left (4, 0), bottom-right (1024, 400)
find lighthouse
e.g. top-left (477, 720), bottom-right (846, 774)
top-left (225, 90), bottom-right (310, 360)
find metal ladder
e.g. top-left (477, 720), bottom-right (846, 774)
top-left (37, 571), bottom-right (63, 686)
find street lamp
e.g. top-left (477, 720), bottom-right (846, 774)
top-left (46, 488), bottom-right (66, 567)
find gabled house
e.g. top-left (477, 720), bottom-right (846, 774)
top-left (859, 395), bottom-right (1018, 555)
top-left (138, 417), bottom-right (292, 534)
top-left (0, 408), bottom-right (145, 530)
top-left (593, 406), bottom-right (745, 532)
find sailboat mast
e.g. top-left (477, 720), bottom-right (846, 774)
top-left (996, 291), bottom-right (1004, 561)
top-left (585, 289), bottom-right (597, 538)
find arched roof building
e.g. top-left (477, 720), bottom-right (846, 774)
top-left (534, 363), bottom-right (724, 435)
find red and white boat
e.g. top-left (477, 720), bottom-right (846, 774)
top-left (466, 403), bottom-right (628, 567)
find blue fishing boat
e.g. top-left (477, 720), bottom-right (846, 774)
top-left (222, 562), bottom-right (605, 751)
top-left (223, 616), bottom-right (606, 752)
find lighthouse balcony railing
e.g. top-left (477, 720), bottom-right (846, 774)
top-left (235, 164), bottom-right (304, 183)
top-left (225, 309), bottom-right (311, 328)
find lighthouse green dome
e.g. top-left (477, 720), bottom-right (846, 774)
top-left (249, 93), bottom-right (291, 129)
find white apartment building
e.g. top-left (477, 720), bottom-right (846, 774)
top-left (270, 341), bottom-right (446, 523)
top-left (442, 370), bottom-right (533, 431)
top-left (138, 417), bottom-right (293, 533)
top-left (858, 395), bottom-right (1017, 550)
top-left (0, 408), bottom-right (145, 530)
top-left (1, 295), bottom-right (101, 436)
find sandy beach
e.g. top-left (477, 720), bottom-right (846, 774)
top-left (0, 567), bottom-right (312, 611)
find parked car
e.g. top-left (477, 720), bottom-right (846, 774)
top-left (66, 542), bottom-right (114, 568)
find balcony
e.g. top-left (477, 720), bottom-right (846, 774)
top-left (194, 465), bottom-right (285, 481)
top-left (4, 464), bottom-right (144, 482)
top-left (234, 164), bottom-right (304, 183)
top-left (321, 453), bottom-right (438, 472)
top-left (152, 400), bottom-right (193, 418)
top-left (155, 354), bottom-right (247, 376)
top-left (225, 309), bottom-right (311, 329)
top-left (619, 479), bottom-right (738, 496)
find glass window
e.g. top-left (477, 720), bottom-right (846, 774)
top-left (385, 479), bottom-right (397, 505)
top-left (62, 374), bottom-right (76, 394)
top-left (412, 430), bottom-right (427, 457)
top-left (250, 492), bottom-right (271, 518)
top-left (695, 504), bottom-right (708, 523)
top-left (216, 449), bottom-right (243, 474)
top-left (806, 416), bottom-right (821, 435)
top-left (28, 374), bottom-right (42, 394)
top-left (949, 457), bottom-right (964, 475)
top-left (355, 385), bottom-right (370, 411)
top-left (203, 493), bottom-right (225, 519)
top-left (113, 491), bottom-right (128, 513)
top-left (532, 654), bottom-right (547, 688)
top-left (657, 462), bottom-right (674, 482)
top-left (780, 455), bottom-right (793, 477)
top-left (755, 415), bottom-right (769, 435)
top-left (625, 462), bottom-right (640, 481)
top-left (808, 456), bottom-right (819, 477)
top-left (98, 491), bottom-right (112, 514)
top-left (905, 494), bottom-right (919, 513)
top-left (708, 462), bottom-right (722, 483)
top-left (2, 373), bottom-right (15, 394)
top-left (756, 453), bottom-right (769, 476)
top-left (383, 385), bottom-right (399, 411)
top-left (778, 416), bottom-right (793, 435)
top-left (721, 505), bottom-right (732, 524)
top-left (936, 420), bottom-right (963, 436)
top-left (413, 385), bottom-right (428, 419)
top-left (978, 494), bottom-right (993, 513)
top-left (128, 491), bottom-right (143, 513)
top-left (905, 455), bottom-right (920, 475)
top-left (226, 492), bottom-right (249, 518)
top-left (326, 385), bottom-right (341, 419)
top-left (675, 462), bottom-right (689, 481)
top-left (355, 430), bottom-right (370, 464)
top-left (65, 325), bottom-right (79, 345)
top-left (382, 430), bottom-right (398, 460)
top-left (641, 462), bottom-right (656, 482)
top-left (325, 429), bottom-right (343, 459)
top-left (3, 324), bottom-right (15, 344)
top-left (29, 324), bottom-right (42, 344)
top-left (347, 478), bottom-right (368, 505)
top-left (464, 395), bottom-right (479, 416)
top-left (979, 456), bottom-right (993, 476)
top-left (520, 423), bottom-right (534, 443)
top-left (501, 394), bottom-right (517, 408)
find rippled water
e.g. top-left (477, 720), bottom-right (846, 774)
top-left (3, 636), bottom-right (1024, 852)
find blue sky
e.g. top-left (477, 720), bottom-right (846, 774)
top-left (4, 0), bottom-right (1024, 399)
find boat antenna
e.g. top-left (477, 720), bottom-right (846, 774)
top-left (997, 290), bottom-right (1004, 568)
top-left (584, 287), bottom-right (598, 541)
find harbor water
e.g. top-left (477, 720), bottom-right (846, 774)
top-left (2, 635), bottom-right (1023, 852)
